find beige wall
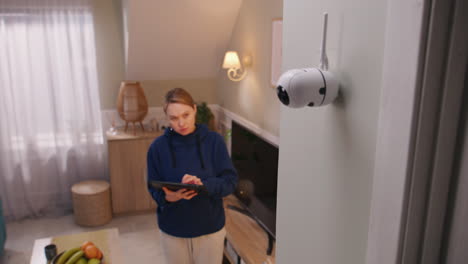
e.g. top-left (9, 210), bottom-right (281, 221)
top-left (125, 0), bottom-right (242, 81)
top-left (276, 0), bottom-right (387, 263)
top-left (92, 1), bottom-right (218, 109)
top-left (92, 0), bottom-right (126, 109)
top-left (216, 0), bottom-right (283, 136)
top-left (140, 79), bottom-right (218, 106)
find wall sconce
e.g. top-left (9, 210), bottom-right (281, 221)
top-left (222, 51), bottom-right (252, 82)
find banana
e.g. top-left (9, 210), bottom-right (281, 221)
top-left (88, 259), bottom-right (101, 264)
top-left (64, 250), bottom-right (85, 264)
top-left (56, 247), bottom-right (81, 264)
top-left (75, 257), bottom-right (88, 264)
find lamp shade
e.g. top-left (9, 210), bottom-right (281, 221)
top-left (222, 51), bottom-right (241, 69)
top-left (116, 81), bottom-right (148, 129)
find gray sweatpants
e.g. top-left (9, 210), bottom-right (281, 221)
top-left (160, 227), bottom-right (226, 264)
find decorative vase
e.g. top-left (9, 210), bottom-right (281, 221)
top-left (116, 81), bottom-right (148, 134)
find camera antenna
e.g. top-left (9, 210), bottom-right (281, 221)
top-left (319, 13), bottom-right (329, 71)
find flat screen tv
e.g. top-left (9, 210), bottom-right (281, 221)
top-left (231, 121), bottom-right (278, 238)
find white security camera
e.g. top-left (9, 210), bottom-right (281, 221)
top-left (276, 13), bottom-right (339, 108)
top-left (276, 68), bottom-right (338, 108)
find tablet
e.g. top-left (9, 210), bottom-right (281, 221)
top-left (149, 180), bottom-right (207, 193)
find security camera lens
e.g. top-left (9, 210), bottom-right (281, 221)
top-left (276, 86), bottom-right (290, 105)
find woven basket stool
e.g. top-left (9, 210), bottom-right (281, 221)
top-left (71, 180), bottom-right (112, 227)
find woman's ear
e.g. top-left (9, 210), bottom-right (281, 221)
top-left (193, 104), bottom-right (197, 113)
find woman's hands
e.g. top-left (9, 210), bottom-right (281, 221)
top-left (182, 174), bottom-right (203, 185)
top-left (162, 187), bottom-right (197, 202)
top-left (162, 174), bottom-right (203, 202)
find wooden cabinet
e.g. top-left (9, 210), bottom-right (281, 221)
top-left (223, 195), bottom-right (276, 264)
top-left (106, 130), bottom-right (162, 215)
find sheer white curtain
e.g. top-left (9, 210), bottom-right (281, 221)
top-left (0, 0), bottom-right (106, 221)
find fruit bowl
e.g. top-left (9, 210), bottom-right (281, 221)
top-left (51, 251), bottom-right (63, 264)
top-left (51, 251), bottom-right (104, 264)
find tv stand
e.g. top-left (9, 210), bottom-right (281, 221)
top-left (223, 195), bottom-right (276, 264)
top-left (226, 205), bottom-right (275, 256)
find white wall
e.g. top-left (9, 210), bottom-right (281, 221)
top-left (216, 0), bottom-right (283, 137)
top-left (125, 0), bottom-right (242, 80)
top-left (276, 0), bottom-right (388, 263)
top-left (92, 0), bottom-right (126, 109)
top-left (93, 0), bottom-right (225, 109)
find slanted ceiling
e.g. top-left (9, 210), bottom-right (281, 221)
top-left (124, 0), bottom-right (243, 80)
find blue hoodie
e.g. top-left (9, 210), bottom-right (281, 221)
top-left (147, 124), bottom-right (238, 238)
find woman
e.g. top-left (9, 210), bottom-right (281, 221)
top-left (147, 88), bottom-right (238, 264)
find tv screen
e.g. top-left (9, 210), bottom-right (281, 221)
top-left (231, 121), bottom-right (278, 237)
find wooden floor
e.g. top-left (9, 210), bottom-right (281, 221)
top-left (223, 195), bottom-right (276, 264)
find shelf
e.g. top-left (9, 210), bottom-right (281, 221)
top-left (106, 128), bottom-right (162, 141)
top-left (223, 195), bottom-right (276, 264)
top-left (224, 248), bottom-right (236, 264)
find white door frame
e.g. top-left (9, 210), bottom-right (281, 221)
top-left (365, 0), bottom-right (427, 262)
top-left (401, 0), bottom-right (468, 263)
top-left (366, 0), bottom-right (468, 263)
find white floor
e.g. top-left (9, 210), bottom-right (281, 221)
top-left (1, 212), bottom-right (165, 264)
